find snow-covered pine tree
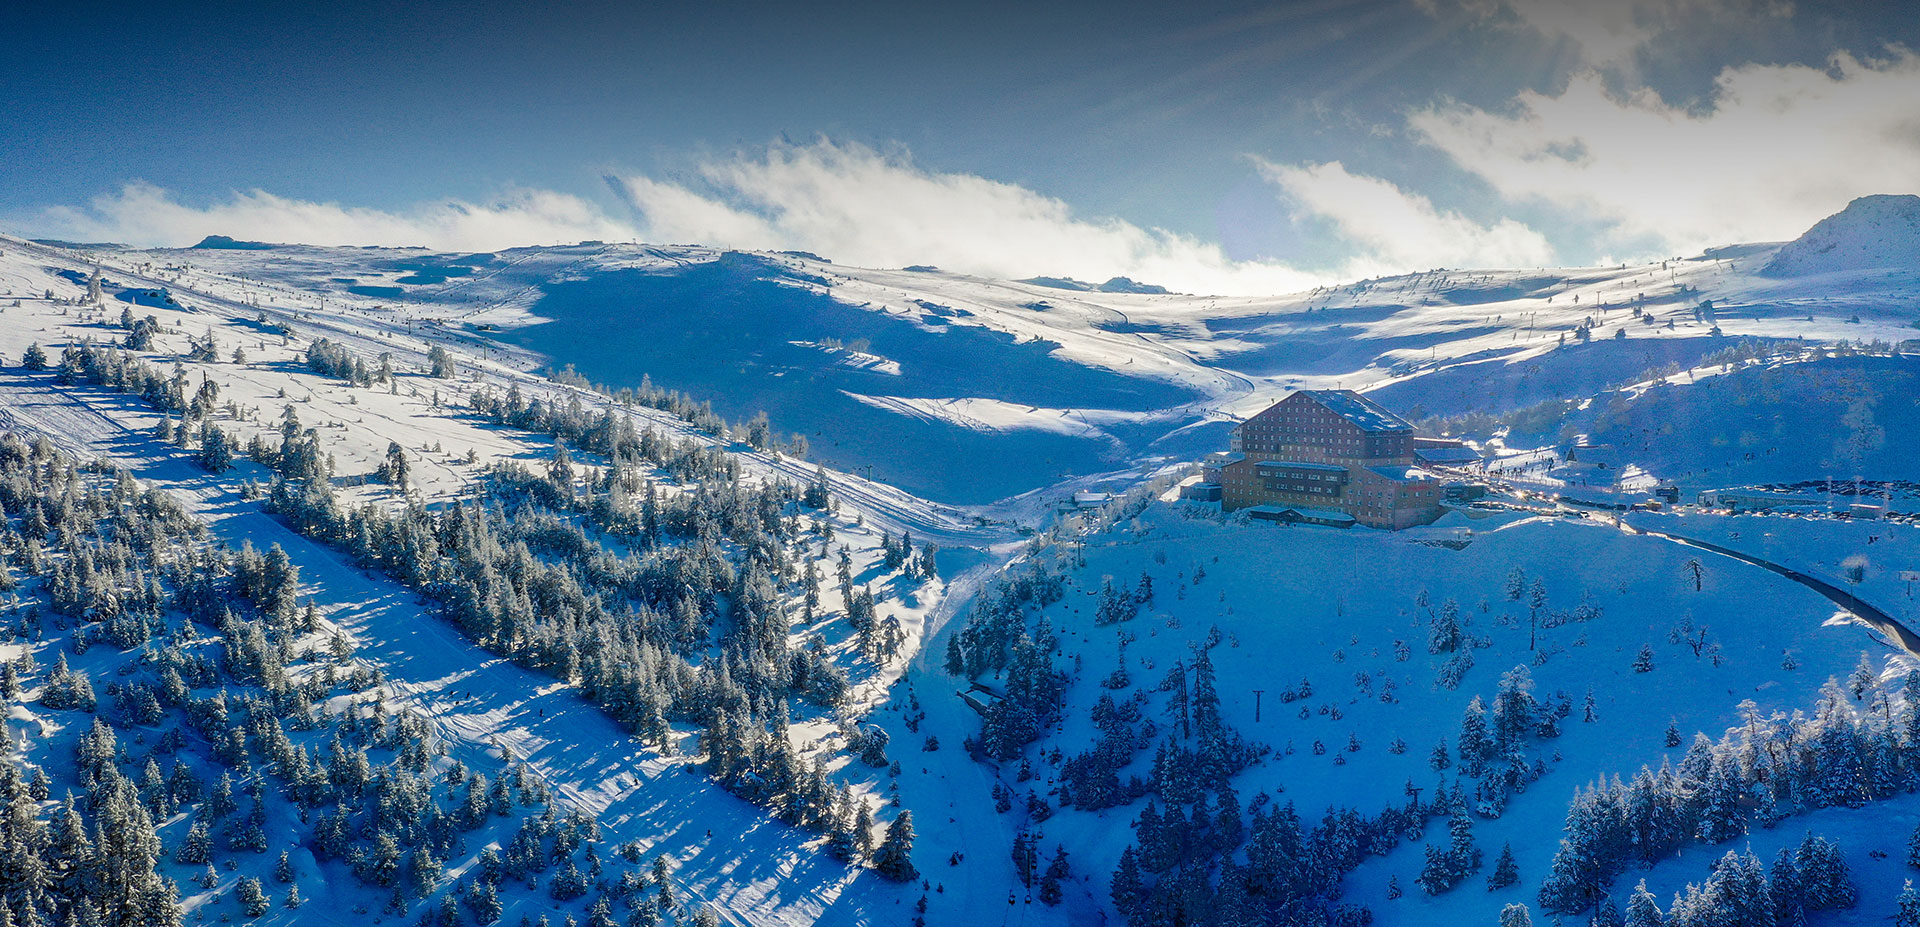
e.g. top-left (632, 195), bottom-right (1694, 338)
top-left (1623, 881), bottom-right (1663, 927)
top-left (873, 811), bottom-right (916, 881)
top-left (1898, 880), bottom-right (1920, 927)
top-left (1488, 842), bottom-right (1519, 890)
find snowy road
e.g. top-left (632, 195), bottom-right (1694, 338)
top-left (1614, 517), bottom-right (1920, 656)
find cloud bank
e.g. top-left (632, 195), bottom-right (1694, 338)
top-left (610, 140), bottom-right (1333, 295)
top-left (36, 183), bottom-right (637, 253)
top-left (1255, 159), bottom-right (1556, 272)
top-left (1409, 50), bottom-right (1920, 255)
top-left (35, 141), bottom-right (1537, 296)
top-left (613, 142), bottom-right (1552, 286)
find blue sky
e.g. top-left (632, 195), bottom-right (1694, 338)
top-left (5, 0), bottom-right (1918, 292)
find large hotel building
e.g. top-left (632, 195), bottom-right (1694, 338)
top-left (1200, 389), bottom-right (1445, 530)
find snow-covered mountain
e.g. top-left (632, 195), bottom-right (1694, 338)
top-left (62, 203), bottom-right (1919, 506)
top-left (0, 193), bottom-right (1918, 927)
top-left (1763, 194), bottom-right (1920, 277)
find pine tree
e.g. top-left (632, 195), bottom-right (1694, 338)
top-left (380, 442), bottom-right (409, 491)
top-left (197, 425), bottom-right (234, 472)
top-left (853, 802), bottom-right (877, 861)
top-left (427, 345), bottom-right (457, 378)
top-left (143, 875), bottom-right (185, 927)
top-left (1110, 847), bottom-right (1146, 921)
top-left (21, 343), bottom-right (47, 371)
top-left (465, 879), bottom-right (500, 924)
top-left (1623, 881), bottom-right (1663, 927)
top-left (1698, 753), bottom-right (1745, 843)
top-left (1795, 833), bottom-right (1858, 911)
top-left (1498, 903), bottom-right (1532, 927)
top-left (1094, 579), bottom-right (1135, 626)
top-left (1695, 850), bottom-right (1772, 926)
top-left (1488, 842), bottom-right (1519, 890)
top-left (1898, 880), bottom-right (1920, 927)
top-left (1769, 846), bottom-right (1805, 926)
top-left (1458, 698), bottom-right (1491, 775)
top-left (873, 810), bottom-right (916, 881)
top-left (1037, 845), bottom-right (1068, 905)
top-left (1429, 599), bottom-right (1462, 654)
top-left (236, 876), bottom-right (270, 917)
top-left (174, 819), bottom-right (211, 865)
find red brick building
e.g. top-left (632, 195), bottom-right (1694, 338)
top-left (1201, 389), bottom-right (1445, 530)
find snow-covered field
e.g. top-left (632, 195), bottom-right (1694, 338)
top-left (20, 205), bottom-right (1913, 506)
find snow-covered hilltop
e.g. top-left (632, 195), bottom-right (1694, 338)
top-left (1763, 194), bottom-right (1920, 277)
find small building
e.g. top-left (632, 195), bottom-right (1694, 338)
top-left (1213, 389), bottom-right (1446, 530)
top-left (1413, 437), bottom-right (1483, 468)
top-left (1697, 488), bottom-right (1828, 513)
top-left (1179, 481), bottom-right (1222, 502)
top-left (1071, 490), bottom-right (1112, 509)
top-left (1244, 505), bottom-right (1357, 528)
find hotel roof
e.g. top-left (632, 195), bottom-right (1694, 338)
top-left (1303, 389), bottom-right (1414, 433)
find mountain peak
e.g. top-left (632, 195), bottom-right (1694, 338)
top-left (1761, 193), bottom-right (1920, 276)
top-left (191, 234), bottom-right (281, 250)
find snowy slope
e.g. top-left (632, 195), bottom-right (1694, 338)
top-left (21, 199), bottom-right (1916, 506)
top-left (0, 235), bottom-right (1012, 927)
top-left (1763, 194), bottom-right (1920, 277)
top-left (901, 499), bottom-right (1920, 925)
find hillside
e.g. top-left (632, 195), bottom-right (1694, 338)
top-left (30, 212), bottom-right (1918, 506)
top-left (0, 234), bottom-right (994, 927)
top-left (911, 498), bottom-right (1920, 926)
top-left (1763, 194), bottom-right (1920, 277)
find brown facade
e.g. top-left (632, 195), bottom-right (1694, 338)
top-left (1208, 390), bottom-right (1444, 530)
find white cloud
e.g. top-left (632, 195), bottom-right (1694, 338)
top-left (611, 175), bottom-right (780, 248)
top-left (610, 139), bottom-right (1332, 295)
top-left (1409, 51), bottom-right (1920, 254)
top-left (28, 139), bottom-right (1567, 295)
top-left (34, 182), bottom-right (638, 252)
top-left (1255, 159), bottom-right (1557, 272)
